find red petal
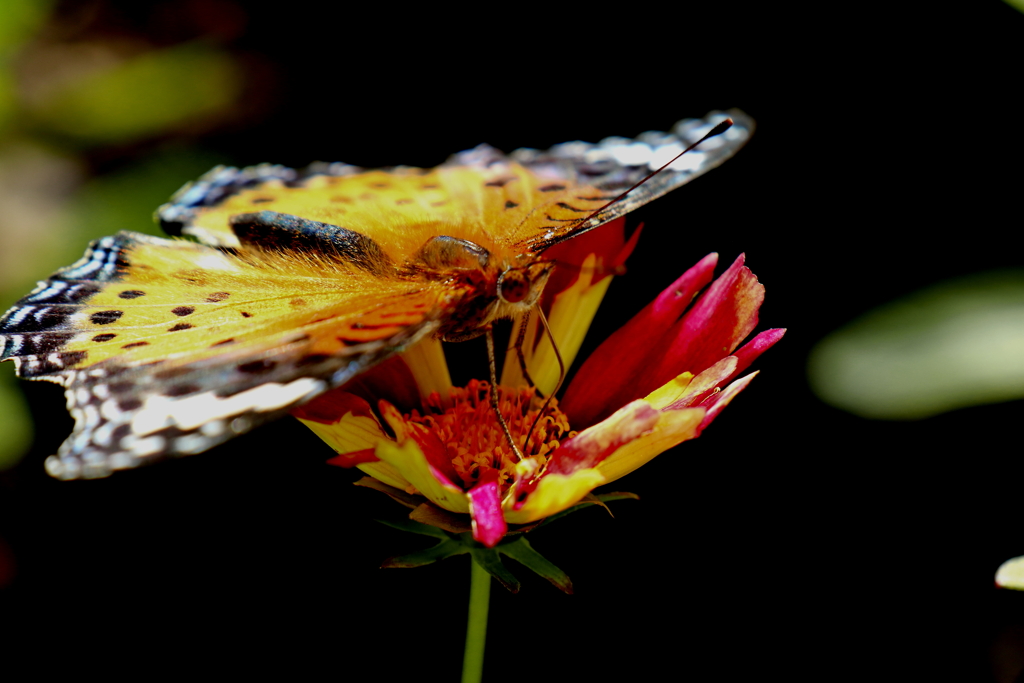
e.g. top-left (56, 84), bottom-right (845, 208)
top-left (468, 470), bottom-right (507, 547)
top-left (409, 426), bottom-right (463, 490)
top-left (561, 253), bottom-right (719, 427)
top-left (291, 391), bottom-right (375, 424)
top-left (639, 254), bottom-right (763, 394)
top-left (337, 354), bottom-right (423, 412)
top-left (379, 400), bottom-right (462, 488)
top-left (724, 328), bottom-right (786, 384)
top-left (326, 449), bottom-right (379, 467)
top-left (542, 217), bottom-right (631, 299)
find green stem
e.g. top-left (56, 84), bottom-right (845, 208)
top-left (461, 557), bottom-right (491, 683)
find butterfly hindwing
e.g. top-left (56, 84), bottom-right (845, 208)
top-left (156, 110), bottom-right (753, 256)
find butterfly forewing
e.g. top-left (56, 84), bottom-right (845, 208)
top-left (0, 231), bottom-right (450, 478)
top-left (1, 110), bottom-right (753, 478)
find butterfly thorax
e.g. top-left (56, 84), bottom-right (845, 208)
top-left (403, 235), bottom-right (552, 341)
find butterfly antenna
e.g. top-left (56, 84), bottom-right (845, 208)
top-left (537, 118), bottom-right (734, 251)
top-left (486, 325), bottom-right (525, 461)
top-left (523, 307), bottom-right (565, 456)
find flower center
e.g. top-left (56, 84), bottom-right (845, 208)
top-left (406, 379), bottom-right (576, 491)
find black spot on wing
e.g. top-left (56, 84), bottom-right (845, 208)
top-left (165, 384), bottom-right (201, 397)
top-left (0, 235), bottom-right (143, 346)
top-left (90, 310), bottom-right (123, 325)
top-left (295, 354), bottom-right (330, 367)
top-left (237, 360), bottom-right (277, 374)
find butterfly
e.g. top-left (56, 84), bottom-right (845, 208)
top-left (0, 110), bottom-right (753, 479)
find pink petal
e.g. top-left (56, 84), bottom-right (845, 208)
top-left (723, 328), bottom-right (786, 384)
top-left (561, 253), bottom-right (720, 427)
top-left (467, 469), bottom-right (507, 547)
top-left (696, 372), bottom-right (758, 433)
top-left (641, 254), bottom-right (763, 392)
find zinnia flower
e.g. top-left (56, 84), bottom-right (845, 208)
top-left (292, 219), bottom-right (784, 548)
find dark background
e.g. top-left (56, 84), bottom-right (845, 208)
top-left (2, 1), bottom-right (1023, 680)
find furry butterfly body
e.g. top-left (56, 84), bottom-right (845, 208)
top-left (0, 110), bottom-right (753, 479)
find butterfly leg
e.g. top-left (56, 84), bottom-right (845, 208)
top-left (512, 311), bottom-right (542, 396)
top-left (523, 307), bottom-right (565, 457)
top-left (485, 325), bottom-right (524, 461)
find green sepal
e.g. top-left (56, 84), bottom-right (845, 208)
top-left (539, 491), bottom-right (639, 527)
top-left (381, 538), bottom-right (468, 568)
top-left (497, 536), bottom-right (573, 594)
top-left (466, 542), bottom-right (521, 593)
top-left (376, 517), bottom-right (452, 539)
top-left (376, 491), bottom-right (637, 592)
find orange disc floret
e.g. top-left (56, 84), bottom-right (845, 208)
top-left (405, 379), bottom-right (575, 492)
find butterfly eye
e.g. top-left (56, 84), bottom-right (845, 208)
top-left (497, 262), bottom-right (553, 305)
top-left (497, 269), bottom-right (530, 304)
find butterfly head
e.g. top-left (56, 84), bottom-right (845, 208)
top-left (496, 260), bottom-right (553, 309)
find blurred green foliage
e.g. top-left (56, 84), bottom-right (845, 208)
top-left (808, 272), bottom-right (1024, 420)
top-left (0, 1), bottom-right (241, 470)
top-left (0, 0), bottom-right (53, 136)
top-left (28, 42), bottom-right (241, 145)
top-left (0, 0), bottom-right (52, 52)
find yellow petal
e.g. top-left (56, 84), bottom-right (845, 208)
top-left (596, 406), bottom-right (705, 484)
top-left (503, 468), bottom-right (607, 525)
top-left (355, 460), bottom-right (412, 491)
top-left (502, 253), bottom-right (613, 395)
top-left (375, 403), bottom-right (469, 513)
top-left (400, 336), bottom-right (453, 407)
top-left (644, 372), bottom-right (695, 410)
top-left (296, 410), bottom-right (384, 454)
top-left (296, 403), bottom-right (412, 490)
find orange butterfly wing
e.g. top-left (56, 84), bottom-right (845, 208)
top-left (0, 110), bottom-right (753, 478)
